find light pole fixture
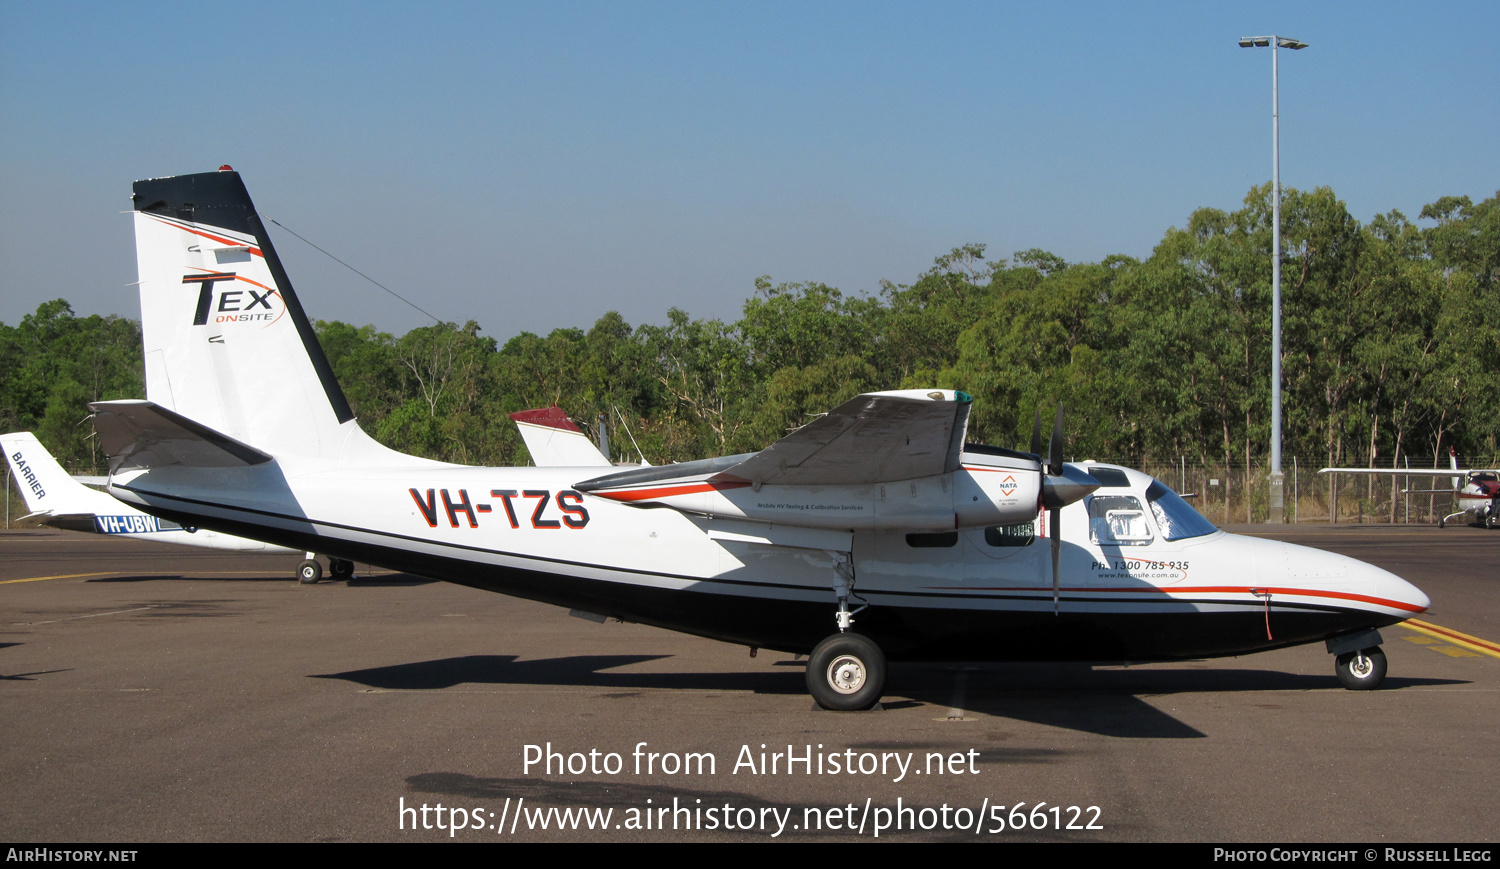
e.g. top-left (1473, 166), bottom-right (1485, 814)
top-left (1239, 34), bottom-right (1306, 524)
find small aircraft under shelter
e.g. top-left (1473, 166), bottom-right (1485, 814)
top-left (3, 431), bottom-right (349, 582)
top-left (1322, 449), bottom-right (1500, 529)
top-left (87, 169), bottom-right (1429, 709)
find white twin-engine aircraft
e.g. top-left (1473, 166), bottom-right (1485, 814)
top-left (89, 169), bottom-right (1429, 709)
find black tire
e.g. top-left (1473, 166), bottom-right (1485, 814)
top-left (329, 559), bottom-right (354, 580)
top-left (297, 559), bottom-right (322, 584)
top-left (806, 633), bottom-right (886, 711)
top-left (1335, 646), bottom-right (1387, 690)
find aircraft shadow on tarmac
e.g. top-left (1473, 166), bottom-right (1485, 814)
top-left (86, 574), bottom-right (268, 583)
top-left (314, 654), bottom-right (1461, 739)
top-left (79, 572), bottom-right (437, 585)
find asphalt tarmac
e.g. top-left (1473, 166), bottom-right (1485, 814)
top-left (1, 524), bottom-right (1495, 842)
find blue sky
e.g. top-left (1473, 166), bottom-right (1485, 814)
top-left (1, 1), bottom-right (1495, 340)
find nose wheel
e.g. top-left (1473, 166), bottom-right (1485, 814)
top-left (1334, 646), bottom-right (1387, 690)
top-left (807, 633), bottom-right (886, 710)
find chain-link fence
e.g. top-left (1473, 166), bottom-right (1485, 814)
top-left (1088, 456), bottom-right (1494, 525)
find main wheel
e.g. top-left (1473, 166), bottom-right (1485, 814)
top-left (329, 559), bottom-right (354, 580)
top-left (1335, 646), bottom-right (1387, 690)
top-left (1486, 508), bottom-right (1497, 529)
top-left (806, 633), bottom-right (886, 710)
top-left (297, 559), bottom-right (323, 584)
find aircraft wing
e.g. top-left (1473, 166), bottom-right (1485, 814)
top-left (1319, 467), bottom-right (1496, 476)
top-left (577, 389), bottom-right (972, 496)
top-left (89, 400), bottom-right (273, 473)
top-left (720, 389), bottom-right (971, 487)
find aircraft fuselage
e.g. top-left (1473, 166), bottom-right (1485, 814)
top-left (109, 460), bottom-right (1426, 662)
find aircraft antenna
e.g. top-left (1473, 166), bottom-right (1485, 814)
top-left (614, 406), bottom-right (649, 465)
top-left (262, 215), bottom-right (444, 325)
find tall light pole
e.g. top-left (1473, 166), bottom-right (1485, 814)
top-left (1239, 34), bottom-right (1306, 524)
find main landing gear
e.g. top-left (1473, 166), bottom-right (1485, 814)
top-left (296, 555), bottom-right (355, 584)
top-left (1328, 628), bottom-right (1387, 690)
top-left (806, 551), bottom-right (886, 711)
top-left (807, 633), bottom-right (886, 711)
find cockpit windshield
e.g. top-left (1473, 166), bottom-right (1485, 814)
top-left (1146, 480), bottom-right (1218, 541)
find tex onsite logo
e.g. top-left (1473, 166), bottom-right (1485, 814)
top-left (184, 272), bottom-right (284, 327)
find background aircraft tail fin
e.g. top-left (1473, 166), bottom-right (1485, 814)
top-left (2, 431), bottom-right (122, 517)
top-left (510, 407), bottom-right (614, 467)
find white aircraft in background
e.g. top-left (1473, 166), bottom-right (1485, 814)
top-left (89, 169), bottom-right (1428, 709)
top-left (3, 431), bottom-right (350, 582)
top-left (1322, 449), bottom-right (1500, 529)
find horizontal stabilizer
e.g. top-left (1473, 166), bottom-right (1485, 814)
top-left (89, 400), bottom-right (273, 473)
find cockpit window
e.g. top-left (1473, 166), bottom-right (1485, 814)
top-left (1146, 480), bottom-right (1218, 540)
top-left (1088, 495), bottom-right (1152, 546)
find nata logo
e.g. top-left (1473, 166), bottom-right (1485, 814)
top-left (997, 474), bottom-right (1018, 497)
top-left (183, 272), bottom-right (285, 327)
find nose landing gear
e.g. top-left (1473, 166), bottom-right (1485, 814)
top-left (1334, 646), bottom-right (1387, 690)
top-left (1327, 628), bottom-right (1388, 690)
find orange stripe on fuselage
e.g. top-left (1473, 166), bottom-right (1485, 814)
top-left (595, 480), bottom-right (752, 502)
top-left (926, 584), bottom-right (1426, 613)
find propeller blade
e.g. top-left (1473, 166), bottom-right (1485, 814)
top-left (1048, 402), bottom-right (1064, 476)
top-left (1051, 505), bottom-right (1061, 616)
top-left (1030, 409), bottom-right (1042, 456)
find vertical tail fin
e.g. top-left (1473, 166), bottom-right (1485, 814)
top-left (131, 169), bottom-right (417, 465)
top-left (509, 407), bottom-right (613, 467)
top-left (2, 432), bottom-right (121, 517)
top-left (133, 169), bottom-right (350, 454)
top-left (1449, 446), bottom-right (1460, 492)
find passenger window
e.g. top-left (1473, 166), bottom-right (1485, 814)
top-left (984, 522), bottom-right (1035, 547)
top-left (1088, 495), bottom-right (1153, 546)
top-left (906, 531), bottom-right (958, 548)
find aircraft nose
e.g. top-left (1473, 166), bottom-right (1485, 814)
top-left (1340, 551), bottom-right (1429, 615)
top-left (1264, 539), bottom-right (1429, 617)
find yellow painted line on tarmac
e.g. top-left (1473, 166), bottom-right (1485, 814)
top-left (1402, 634), bottom-right (1481, 658)
top-left (0, 572), bottom-right (116, 585)
top-left (1400, 618), bottom-right (1500, 660)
